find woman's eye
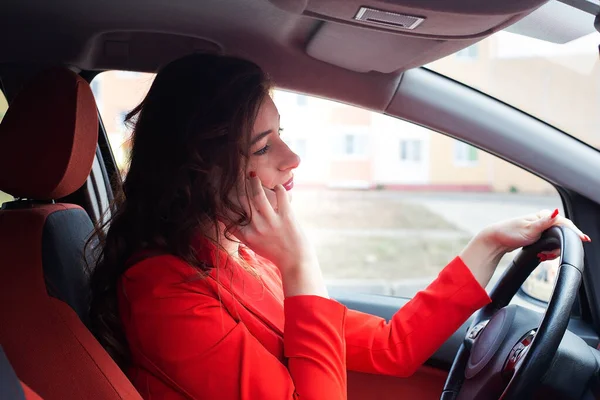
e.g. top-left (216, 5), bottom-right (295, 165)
top-left (278, 127), bottom-right (284, 136)
top-left (253, 144), bottom-right (270, 156)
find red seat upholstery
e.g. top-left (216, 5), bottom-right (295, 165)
top-left (0, 67), bottom-right (141, 399)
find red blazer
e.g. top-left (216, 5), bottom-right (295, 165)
top-left (118, 238), bottom-right (490, 399)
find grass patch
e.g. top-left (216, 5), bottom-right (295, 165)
top-left (315, 234), bottom-right (471, 280)
top-left (292, 189), bottom-right (460, 230)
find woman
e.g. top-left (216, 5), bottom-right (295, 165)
top-left (89, 53), bottom-right (589, 400)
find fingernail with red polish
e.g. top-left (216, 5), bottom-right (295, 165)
top-left (551, 209), bottom-right (559, 219)
top-left (585, 235), bottom-right (592, 242)
top-left (249, 171), bottom-right (256, 178)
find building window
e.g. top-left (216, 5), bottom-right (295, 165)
top-left (454, 142), bottom-right (478, 166)
top-left (400, 140), bottom-right (422, 162)
top-left (296, 94), bottom-right (308, 106)
top-left (456, 44), bottom-right (479, 60)
top-left (336, 133), bottom-right (367, 157)
top-left (344, 134), bottom-right (355, 155)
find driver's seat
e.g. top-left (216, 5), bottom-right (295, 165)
top-left (0, 67), bottom-right (141, 399)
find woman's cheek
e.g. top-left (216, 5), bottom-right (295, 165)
top-left (246, 159), bottom-right (257, 177)
top-left (255, 169), bottom-right (274, 189)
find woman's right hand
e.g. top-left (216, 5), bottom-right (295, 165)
top-left (233, 174), bottom-right (328, 298)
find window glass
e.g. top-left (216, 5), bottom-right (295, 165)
top-left (296, 94), bottom-right (308, 107)
top-left (344, 135), bottom-right (354, 155)
top-left (455, 142), bottom-right (478, 166)
top-left (93, 71), bottom-right (154, 176)
top-left (92, 72), bottom-right (563, 306)
top-left (0, 90), bottom-right (7, 123)
top-left (456, 44), bottom-right (479, 59)
top-left (0, 90), bottom-right (13, 206)
top-left (400, 140), bottom-right (422, 162)
top-left (428, 27), bottom-right (600, 151)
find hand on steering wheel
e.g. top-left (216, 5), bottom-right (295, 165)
top-left (442, 226), bottom-right (585, 400)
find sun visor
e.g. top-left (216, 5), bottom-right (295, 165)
top-left (306, 23), bottom-right (481, 73)
top-left (290, 0), bottom-right (549, 73)
top-left (86, 32), bottom-right (223, 72)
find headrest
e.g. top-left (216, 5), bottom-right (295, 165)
top-left (0, 68), bottom-right (98, 200)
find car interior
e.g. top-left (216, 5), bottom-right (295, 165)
top-left (0, 0), bottom-right (600, 399)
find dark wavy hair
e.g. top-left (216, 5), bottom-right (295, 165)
top-left (88, 53), bottom-right (272, 369)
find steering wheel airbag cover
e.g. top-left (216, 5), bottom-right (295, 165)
top-left (465, 306), bottom-right (515, 379)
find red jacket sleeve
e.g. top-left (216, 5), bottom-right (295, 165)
top-left (344, 257), bottom-right (491, 377)
top-left (127, 290), bottom-right (347, 400)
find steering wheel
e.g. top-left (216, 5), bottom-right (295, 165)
top-left (441, 225), bottom-right (585, 400)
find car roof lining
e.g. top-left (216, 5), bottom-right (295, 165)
top-left (0, 0), bottom-right (550, 111)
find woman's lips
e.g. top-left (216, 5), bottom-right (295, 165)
top-left (282, 177), bottom-right (294, 191)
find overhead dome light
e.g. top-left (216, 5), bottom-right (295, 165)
top-left (354, 7), bottom-right (425, 31)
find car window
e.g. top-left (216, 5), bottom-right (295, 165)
top-left (0, 89), bottom-right (13, 206)
top-left (91, 72), bottom-right (153, 176)
top-left (91, 72), bottom-right (563, 307)
top-left (428, 29), bottom-right (600, 152)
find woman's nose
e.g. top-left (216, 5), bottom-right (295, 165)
top-left (280, 145), bottom-right (301, 171)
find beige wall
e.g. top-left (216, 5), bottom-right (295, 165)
top-left (328, 106), bottom-right (371, 125)
top-left (492, 160), bottom-right (556, 194)
top-left (428, 134), bottom-right (492, 186)
top-left (329, 159), bottom-right (372, 182)
top-left (427, 127), bottom-right (555, 193)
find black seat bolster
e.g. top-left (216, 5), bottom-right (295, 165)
top-left (42, 207), bottom-right (95, 327)
top-left (0, 345), bottom-right (26, 400)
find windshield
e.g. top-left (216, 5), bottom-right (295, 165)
top-left (428, 25), bottom-right (600, 149)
